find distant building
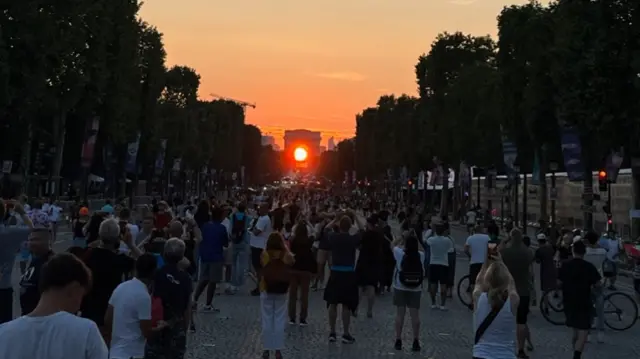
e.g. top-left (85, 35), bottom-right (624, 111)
top-left (272, 144), bottom-right (281, 151)
top-left (327, 137), bottom-right (336, 151)
top-left (261, 135), bottom-right (276, 147)
top-left (319, 146), bottom-right (327, 153)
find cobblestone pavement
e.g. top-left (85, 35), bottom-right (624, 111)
top-left (187, 257), bottom-right (640, 359)
top-left (9, 227), bottom-right (640, 358)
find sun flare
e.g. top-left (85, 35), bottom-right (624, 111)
top-left (294, 147), bottom-right (308, 162)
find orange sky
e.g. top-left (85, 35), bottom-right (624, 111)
top-left (140, 0), bottom-right (541, 147)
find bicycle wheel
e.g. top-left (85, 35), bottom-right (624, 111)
top-left (457, 275), bottom-right (472, 309)
top-left (539, 289), bottom-right (565, 325)
top-left (603, 291), bottom-right (638, 331)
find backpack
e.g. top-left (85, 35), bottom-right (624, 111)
top-left (262, 257), bottom-right (291, 294)
top-left (398, 252), bottom-right (424, 288)
top-left (231, 213), bottom-right (247, 244)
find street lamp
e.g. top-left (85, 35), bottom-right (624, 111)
top-left (549, 161), bottom-right (558, 226)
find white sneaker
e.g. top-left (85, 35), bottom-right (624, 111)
top-left (431, 305), bottom-right (438, 309)
top-left (439, 306), bottom-right (448, 311)
top-left (597, 332), bottom-right (604, 343)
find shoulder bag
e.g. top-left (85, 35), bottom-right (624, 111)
top-left (474, 296), bottom-right (507, 345)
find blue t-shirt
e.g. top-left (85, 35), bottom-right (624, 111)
top-left (0, 225), bottom-right (30, 289)
top-left (199, 221), bottom-right (229, 262)
top-left (229, 212), bottom-right (250, 244)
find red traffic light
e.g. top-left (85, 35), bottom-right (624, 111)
top-left (598, 170), bottom-right (607, 179)
top-left (607, 218), bottom-right (613, 225)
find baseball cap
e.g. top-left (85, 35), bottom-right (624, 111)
top-left (101, 204), bottom-right (114, 214)
top-left (536, 233), bottom-right (547, 241)
top-left (79, 207), bottom-right (89, 216)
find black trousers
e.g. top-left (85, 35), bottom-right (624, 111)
top-left (0, 288), bottom-right (13, 324)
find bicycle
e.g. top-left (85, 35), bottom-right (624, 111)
top-left (457, 274), bottom-right (473, 310)
top-left (539, 288), bottom-right (638, 331)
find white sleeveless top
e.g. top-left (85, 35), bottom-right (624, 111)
top-left (472, 292), bottom-right (516, 359)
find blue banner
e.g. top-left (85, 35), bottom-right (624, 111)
top-left (531, 151), bottom-right (541, 185)
top-left (125, 133), bottom-right (141, 174)
top-left (154, 139), bottom-right (167, 174)
top-left (560, 127), bottom-right (584, 181)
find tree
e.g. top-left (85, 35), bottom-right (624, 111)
top-left (336, 139), bottom-right (355, 179)
top-left (498, 2), bottom-right (560, 222)
top-left (550, 0), bottom-right (640, 228)
top-left (242, 124), bottom-right (262, 185)
top-left (354, 95), bottom-right (420, 179)
top-left (415, 32), bottom-right (496, 214)
top-left (317, 150), bottom-right (341, 183)
top-left (136, 21), bottom-right (167, 183)
top-left (158, 65), bottom-right (201, 163)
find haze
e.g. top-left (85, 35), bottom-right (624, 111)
top-left (140, 0), bottom-right (544, 146)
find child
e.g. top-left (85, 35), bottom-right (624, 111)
top-left (260, 232), bottom-right (294, 359)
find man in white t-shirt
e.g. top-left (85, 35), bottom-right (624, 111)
top-left (106, 254), bottom-right (158, 359)
top-left (0, 253), bottom-right (108, 359)
top-left (249, 203), bottom-right (272, 296)
top-left (464, 224), bottom-right (490, 287)
top-left (117, 208), bottom-right (139, 254)
top-left (465, 209), bottom-right (477, 234)
top-left (426, 224), bottom-right (454, 310)
top-left (44, 200), bottom-right (62, 242)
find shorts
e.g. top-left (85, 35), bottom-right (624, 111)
top-left (469, 263), bottom-right (483, 286)
top-left (0, 288), bottom-right (13, 324)
top-left (603, 260), bottom-right (617, 278)
top-left (516, 296), bottom-right (530, 324)
top-left (324, 271), bottom-right (359, 311)
top-left (198, 261), bottom-right (223, 283)
top-left (428, 264), bottom-right (449, 285)
top-left (392, 289), bottom-right (421, 309)
top-left (565, 305), bottom-right (592, 330)
top-left (251, 246), bottom-right (263, 270)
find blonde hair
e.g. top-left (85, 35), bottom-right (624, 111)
top-left (483, 261), bottom-right (511, 310)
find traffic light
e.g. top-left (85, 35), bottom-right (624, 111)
top-left (598, 170), bottom-right (608, 192)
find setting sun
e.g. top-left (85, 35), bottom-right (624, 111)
top-left (294, 147), bottom-right (308, 162)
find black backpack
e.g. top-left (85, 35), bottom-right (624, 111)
top-left (231, 213), bottom-right (247, 244)
top-left (398, 252), bottom-right (424, 288)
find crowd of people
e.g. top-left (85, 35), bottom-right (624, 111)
top-left (0, 189), bottom-right (636, 359)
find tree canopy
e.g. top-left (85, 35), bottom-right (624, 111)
top-left (322, 0), bottom-right (640, 228)
top-left (0, 1), bottom-right (269, 196)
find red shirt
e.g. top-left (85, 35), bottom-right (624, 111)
top-left (155, 212), bottom-right (172, 229)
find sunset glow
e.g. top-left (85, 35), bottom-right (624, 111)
top-left (294, 147), bottom-right (308, 162)
top-left (138, 1), bottom-right (542, 147)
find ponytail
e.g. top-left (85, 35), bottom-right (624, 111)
top-left (487, 288), bottom-right (508, 311)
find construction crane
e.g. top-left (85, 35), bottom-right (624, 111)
top-left (210, 93), bottom-right (256, 109)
